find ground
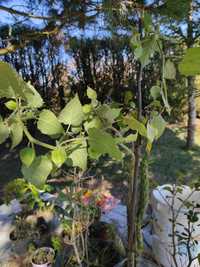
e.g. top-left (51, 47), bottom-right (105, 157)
top-left (0, 120), bottom-right (200, 203)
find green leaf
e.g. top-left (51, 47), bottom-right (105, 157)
top-left (68, 139), bottom-right (87, 171)
top-left (143, 12), bottom-right (153, 31)
top-left (83, 104), bottom-right (92, 114)
top-left (0, 62), bottom-right (43, 107)
top-left (150, 86), bottom-right (161, 100)
top-left (147, 122), bottom-right (157, 143)
top-left (84, 117), bottom-right (102, 132)
top-left (5, 100), bottom-right (17, 110)
top-left (38, 109), bottom-right (64, 136)
top-left (10, 121), bottom-right (23, 149)
top-left (20, 147), bottom-right (35, 167)
top-left (88, 128), bottom-right (123, 161)
top-left (0, 61), bottom-right (25, 99)
top-left (22, 156), bottom-right (53, 188)
top-left (164, 60), bottom-right (176, 80)
top-left (71, 126), bottom-right (82, 134)
top-left (124, 116), bottom-right (147, 137)
top-left (24, 82), bottom-right (43, 108)
top-left (179, 48), bottom-right (200, 76)
top-left (0, 122), bottom-right (10, 144)
top-left (87, 87), bottom-right (97, 100)
top-left (51, 147), bottom-right (66, 167)
top-left (136, 35), bottom-right (159, 67)
top-left (134, 46), bottom-right (143, 59)
top-left (151, 114), bottom-right (166, 139)
top-left (59, 94), bottom-right (84, 126)
top-left (97, 105), bottom-right (121, 125)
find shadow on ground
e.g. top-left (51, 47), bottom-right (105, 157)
top-left (150, 128), bottom-right (200, 184)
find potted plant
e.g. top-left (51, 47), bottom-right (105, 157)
top-left (31, 247), bottom-right (55, 267)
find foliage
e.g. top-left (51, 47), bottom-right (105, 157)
top-left (179, 48), bottom-right (200, 77)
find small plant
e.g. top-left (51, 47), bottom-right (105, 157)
top-left (157, 185), bottom-right (200, 267)
top-left (32, 247), bottom-right (55, 265)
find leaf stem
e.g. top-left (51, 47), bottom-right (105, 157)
top-left (23, 126), bottom-right (56, 150)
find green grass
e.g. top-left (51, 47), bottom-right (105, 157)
top-left (150, 126), bottom-right (200, 184)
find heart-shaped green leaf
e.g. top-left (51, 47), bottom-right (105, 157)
top-left (38, 109), bottom-right (64, 136)
top-left (22, 156), bottom-right (53, 188)
top-left (68, 139), bottom-right (87, 171)
top-left (59, 95), bottom-right (84, 126)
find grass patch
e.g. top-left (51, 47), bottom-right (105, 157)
top-left (150, 126), bottom-right (200, 184)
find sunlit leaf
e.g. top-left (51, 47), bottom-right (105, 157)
top-left (24, 82), bottom-right (43, 108)
top-left (0, 61), bottom-right (25, 99)
top-left (59, 94), bottom-right (84, 126)
top-left (83, 104), bottom-right (92, 114)
top-left (5, 100), bottom-right (17, 110)
top-left (51, 147), bottom-right (66, 167)
top-left (20, 147), bottom-right (35, 167)
top-left (0, 62), bottom-right (43, 107)
top-left (38, 109), bottom-right (64, 136)
top-left (179, 48), bottom-right (200, 76)
top-left (68, 139), bottom-right (87, 171)
top-left (87, 87), bottom-right (97, 100)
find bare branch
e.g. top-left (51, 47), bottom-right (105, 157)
top-left (0, 5), bottom-right (54, 21)
top-left (0, 24), bottom-right (63, 55)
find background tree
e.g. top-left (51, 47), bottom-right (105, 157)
top-left (156, 0), bottom-right (200, 148)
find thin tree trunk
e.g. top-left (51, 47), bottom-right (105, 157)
top-left (187, 76), bottom-right (196, 149)
top-left (127, 62), bottom-right (143, 267)
top-left (186, 1), bottom-right (196, 149)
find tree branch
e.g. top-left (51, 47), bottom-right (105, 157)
top-left (0, 24), bottom-right (63, 55)
top-left (0, 5), bottom-right (54, 21)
